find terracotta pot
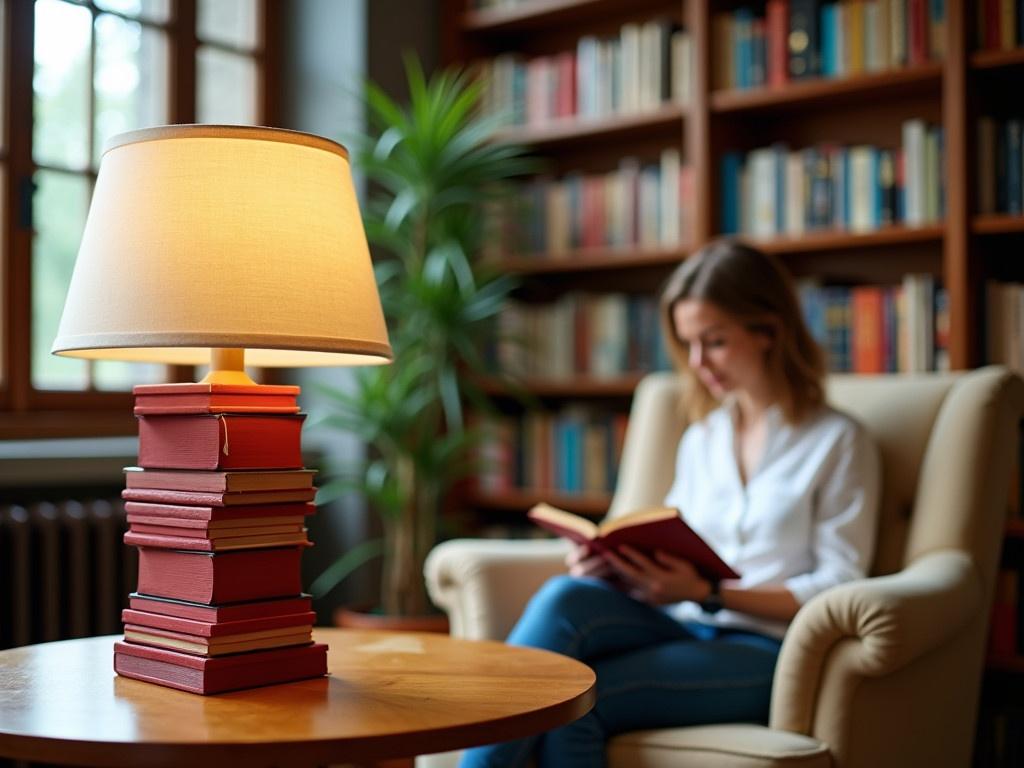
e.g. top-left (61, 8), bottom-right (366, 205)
top-left (333, 606), bottom-right (450, 634)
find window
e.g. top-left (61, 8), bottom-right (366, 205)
top-left (2, 0), bottom-right (277, 438)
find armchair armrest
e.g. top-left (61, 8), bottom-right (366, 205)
top-left (424, 538), bottom-right (570, 641)
top-left (771, 549), bottom-right (981, 734)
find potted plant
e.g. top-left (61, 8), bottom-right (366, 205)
top-left (309, 56), bottom-right (534, 622)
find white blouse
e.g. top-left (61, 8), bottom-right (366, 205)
top-left (662, 399), bottom-right (881, 639)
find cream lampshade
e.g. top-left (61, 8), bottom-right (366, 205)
top-left (51, 124), bottom-right (392, 380)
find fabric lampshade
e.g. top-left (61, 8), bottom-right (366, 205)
top-left (51, 124), bottom-right (392, 368)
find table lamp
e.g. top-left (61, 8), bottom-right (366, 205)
top-left (50, 124), bottom-right (392, 694)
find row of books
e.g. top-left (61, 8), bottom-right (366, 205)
top-left (721, 120), bottom-right (944, 237)
top-left (978, 117), bottom-right (1024, 217)
top-left (478, 409), bottom-right (629, 496)
top-left (977, 0), bottom-right (1024, 51)
top-left (714, 0), bottom-right (945, 91)
top-left (487, 151), bottom-right (692, 258)
top-left (480, 19), bottom-right (690, 128)
top-left (492, 294), bottom-right (672, 380)
top-left (987, 281), bottom-right (1024, 373)
top-left (797, 275), bottom-right (950, 373)
top-left (114, 383), bottom-right (327, 695)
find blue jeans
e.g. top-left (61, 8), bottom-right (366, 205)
top-left (459, 575), bottom-right (782, 768)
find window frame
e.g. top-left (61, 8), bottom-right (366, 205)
top-left (0, 0), bottom-right (280, 439)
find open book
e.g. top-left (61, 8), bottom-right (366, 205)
top-left (528, 503), bottom-right (740, 581)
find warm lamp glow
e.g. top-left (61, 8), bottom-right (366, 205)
top-left (51, 124), bottom-right (392, 370)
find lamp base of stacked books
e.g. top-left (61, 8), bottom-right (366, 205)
top-left (113, 381), bottom-right (328, 695)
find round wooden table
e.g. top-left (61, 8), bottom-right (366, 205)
top-left (0, 628), bottom-right (595, 767)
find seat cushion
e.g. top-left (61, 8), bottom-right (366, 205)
top-left (608, 725), bottom-right (830, 768)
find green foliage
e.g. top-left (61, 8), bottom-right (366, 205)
top-left (312, 55), bottom-right (535, 616)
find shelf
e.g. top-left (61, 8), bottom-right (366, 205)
top-left (499, 245), bottom-right (687, 275)
top-left (973, 214), bottom-right (1024, 235)
top-left (491, 103), bottom-right (685, 149)
top-left (479, 374), bottom-right (644, 398)
top-left (971, 47), bottom-right (1024, 71)
top-left (710, 64), bottom-right (943, 114)
top-left (468, 488), bottom-right (610, 517)
top-left (987, 655), bottom-right (1024, 674)
top-left (737, 224), bottom-right (945, 256)
top-left (462, 0), bottom-right (664, 33)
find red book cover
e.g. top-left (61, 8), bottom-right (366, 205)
top-left (133, 382), bottom-right (300, 415)
top-left (113, 641), bottom-right (328, 695)
top-left (908, 0), bottom-right (929, 65)
top-left (124, 529), bottom-right (310, 552)
top-left (135, 546), bottom-right (306, 604)
top-left (138, 413), bottom-right (305, 471)
top-left (123, 487), bottom-right (317, 507)
top-left (126, 514), bottom-right (307, 533)
top-left (124, 501), bottom-right (315, 522)
top-left (122, 608), bottom-right (316, 638)
top-left (123, 623), bottom-right (314, 656)
top-left (128, 593), bottom-right (312, 622)
top-left (851, 286), bottom-right (885, 373)
top-left (556, 50), bottom-right (576, 118)
top-left (766, 0), bottom-right (789, 88)
top-left (124, 467), bottom-right (316, 493)
top-left (529, 502), bottom-right (740, 581)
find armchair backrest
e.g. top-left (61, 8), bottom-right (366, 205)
top-left (611, 368), bottom-right (1023, 588)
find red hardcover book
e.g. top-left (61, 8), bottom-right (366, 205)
top-left (124, 467), bottom-right (316, 493)
top-left (124, 501), bottom-right (315, 522)
top-left (122, 608), bottom-right (316, 638)
top-left (135, 546), bottom-right (307, 604)
top-left (128, 593), bottom-right (313, 622)
top-left (126, 514), bottom-right (307, 533)
top-left (124, 529), bottom-right (310, 552)
top-left (138, 413), bottom-right (305, 470)
top-left (766, 0), bottom-right (789, 88)
top-left (132, 382), bottom-right (300, 415)
top-left (528, 502), bottom-right (740, 581)
top-left (113, 641), bottom-right (328, 695)
top-left (122, 487), bottom-right (317, 507)
top-left (851, 286), bottom-right (885, 373)
top-left (908, 0), bottom-right (929, 65)
top-left (123, 623), bottom-right (314, 656)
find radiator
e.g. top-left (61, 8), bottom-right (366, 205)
top-left (0, 499), bottom-right (134, 649)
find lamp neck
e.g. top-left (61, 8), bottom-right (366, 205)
top-left (200, 348), bottom-right (258, 386)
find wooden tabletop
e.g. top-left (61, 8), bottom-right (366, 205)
top-left (0, 628), bottom-right (596, 767)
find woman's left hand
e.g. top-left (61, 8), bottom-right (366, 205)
top-left (604, 546), bottom-right (710, 605)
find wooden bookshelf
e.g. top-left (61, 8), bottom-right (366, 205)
top-left (970, 47), bottom-right (1024, 71)
top-left (467, 488), bottom-right (610, 516)
top-left (747, 224), bottom-right (945, 256)
top-left (973, 214), bottom-right (1024, 235)
top-left (711, 64), bottom-right (943, 114)
top-left (499, 246), bottom-right (687, 275)
top-left (479, 374), bottom-right (644, 398)
top-left (492, 103), bottom-right (686, 149)
top-left (462, 0), bottom-right (668, 33)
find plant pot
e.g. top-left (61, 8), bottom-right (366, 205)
top-left (333, 606), bottom-right (450, 634)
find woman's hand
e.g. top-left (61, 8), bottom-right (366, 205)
top-left (604, 545), bottom-right (710, 605)
top-left (565, 543), bottom-right (613, 579)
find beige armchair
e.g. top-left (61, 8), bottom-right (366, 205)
top-left (422, 367), bottom-right (1024, 768)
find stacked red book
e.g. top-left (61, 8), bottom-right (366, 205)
top-left (114, 383), bottom-right (328, 695)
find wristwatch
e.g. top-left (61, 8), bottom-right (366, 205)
top-left (699, 579), bottom-right (724, 614)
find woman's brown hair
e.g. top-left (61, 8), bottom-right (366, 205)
top-left (659, 239), bottom-right (826, 424)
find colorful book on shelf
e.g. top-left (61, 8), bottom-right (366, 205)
top-left (123, 467), bottom-right (316, 493)
top-left (132, 382), bottom-right (300, 415)
top-left (128, 593), bottom-right (313, 623)
top-left (122, 487), bottom-right (317, 507)
top-left (113, 640), bottom-right (328, 695)
top-left (123, 623), bottom-right (314, 657)
top-left (135, 546), bottom-right (307, 604)
top-left (124, 528), bottom-right (310, 552)
top-left (137, 413), bottom-right (305, 470)
top-left (528, 503), bottom-right (740, 581)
